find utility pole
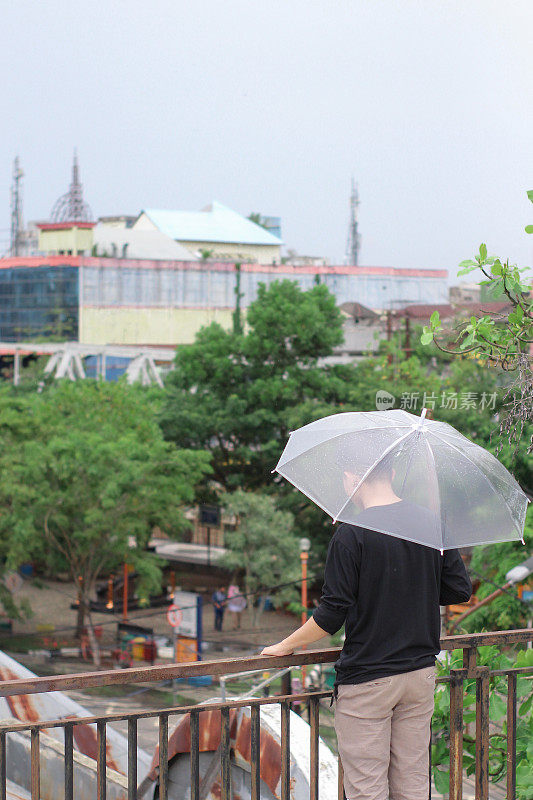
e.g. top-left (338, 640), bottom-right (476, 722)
top-left (344, 177), bottom-right (361, 266)
top-left (233, 262), bottom-right (243, 335)
top-left (404, 315), bottom-right (412, 358)
top-left (386, 310), bottom-right (393, 365)
top-left (10, 157), bottom-right (24, 256)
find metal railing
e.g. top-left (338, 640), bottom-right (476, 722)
top-left (0, 628), bottom-right (531, 800)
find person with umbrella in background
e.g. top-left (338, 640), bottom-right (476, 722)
top-left (261, 409), bottom-right (528, 800)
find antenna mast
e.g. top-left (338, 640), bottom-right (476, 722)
top-left (10, 156), bottom-right (24, 256)
top-left (344, 177), bottom-right (361, 265)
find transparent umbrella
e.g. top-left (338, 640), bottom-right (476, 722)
top-left (274, 409), bottom-right (529, 552)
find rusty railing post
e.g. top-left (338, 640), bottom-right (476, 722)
top-left (30, 728), bottom-right (40, 800)
top-left (281, 700), bottom-right (291, 800)
top-left (475, 666), bottom-right (490, 800)
top-left (64, 722), bottom-right (74, 800)
top-left (250, 704), bottom-right (260, 800)
top-left (449, 668), bottom-right (465, 800)
top-left (506, 671), bottom-right (517, 800)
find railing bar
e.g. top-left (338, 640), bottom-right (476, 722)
top-left (30, 728), bottom-right (40, 800)
top-left (220, 707), bottom-right (231, 800)
top-left (64, 722), bottom-right (74, 800)
top-left (0, 731), bottom-right (6, 800)
top-left (0, 690), bottom-right (334, 734)
top-left (97, 720), bottom-right (106, 800)
top-left (128, 718), bottom-right (138, 800)
top-left (506, 672), bottom-right (517, 800)
top-left (1, 629), bottom-right (531, 697)
top-left (281, 700), bottom-right (290, 800)
top-left (2, 663), bottom-right (532, 736)
top-left (449, 669), bottom-right (463, 800)
top-left (250, 705), bottom-right (260, 800)
top-left (309, 696), bottom-right (319, 800)
top-left (159, 714), bottom-right (168, 800)
top-left (337, 754), bottom-right (344, 800)
top-left (190, 710), bottom-right (200, 800)
top-left (475, 668), bottom-right (489, 800)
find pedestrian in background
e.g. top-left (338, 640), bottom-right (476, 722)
top-left (212, 586), bottom-right (226, 632)
top-left (227, 584), bottom-right (246, 629)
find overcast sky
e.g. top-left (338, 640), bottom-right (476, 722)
top-left (1, 1), bottom-right (531, 279)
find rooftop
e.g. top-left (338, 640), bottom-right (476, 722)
top-left (93, 225), bottom-right (197, 261)
top-left (137, 202), bottom-right (284, 246)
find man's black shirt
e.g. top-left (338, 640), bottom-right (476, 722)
top-left (312, 500), bottom-right (473, 685)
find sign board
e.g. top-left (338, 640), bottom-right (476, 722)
top-left (166, 605), bottom-right (183, 628)
top-left (168, 591), bottom-right (199, 638)
top-left (199, 504), bottom-right (221, 527)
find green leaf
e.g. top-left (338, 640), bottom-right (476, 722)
top-left (458, 266), bottom-right (477, 276)
top-left (491, 260), bottom-right (502, 275)
top-left (525, 224), bottom-right (533, 234)
top-left (479, 243), bottom-right (487, 261)
top-left (420, 332), bottom-right (434, 345)
top-left (489, 693), bottom-right (507, 721)
top-left (527, 189), bottom-right (533, 203)
top-left (458, 259), bottom-right (477, 268)
top-left (433, 768), bottom-right (450, 794)
top-left (430, 310), bottom-right (440, 329)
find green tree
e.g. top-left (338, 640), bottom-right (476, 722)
top-left (0, 381), bottom-right (211, 662)
top-left (421, 190), bottom-right (533, 452)
top-left (221, 490), bottom-right (300, 626)
top-left (160, 280), bottom-right (344, 494)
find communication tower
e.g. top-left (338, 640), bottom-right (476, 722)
top-left (10, 156), bottom-right (24, 256)
top-left (344, 177), bottom-right (361, 266)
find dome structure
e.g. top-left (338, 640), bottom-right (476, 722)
top-left (50, 151), bottom-right (93, 223)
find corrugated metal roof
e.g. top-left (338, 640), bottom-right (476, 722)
top-left (139, 202), bottom-right (283, 246)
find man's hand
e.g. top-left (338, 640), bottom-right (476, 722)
top-left (260, 641), bottom-right (294, 657)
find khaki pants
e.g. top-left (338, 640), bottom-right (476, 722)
top-left (335, 666), bottom-right (435, 800)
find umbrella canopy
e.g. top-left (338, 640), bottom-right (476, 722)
top-left (274, 409), bottom-right (529, 551)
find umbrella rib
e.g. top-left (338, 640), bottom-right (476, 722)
top-left (333, 428), bottom-right (416, 523)
top-left (427, 430), bottom-right (524, 539)
top-left (423, 436), bottom-right (443, 550)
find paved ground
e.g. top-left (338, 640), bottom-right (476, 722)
top-left (6, 576), bottom-right (299, 659)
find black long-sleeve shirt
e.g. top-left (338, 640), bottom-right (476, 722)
top-left (312, 501), bottom-right (472, 686)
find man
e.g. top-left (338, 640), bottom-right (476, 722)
top-left (261, 460), bottom-right (472, 800)
top-left (212, 586), bottom-right (226, 632)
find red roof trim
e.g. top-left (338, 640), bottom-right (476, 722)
top-left (37, 222), bottom-right (96, 230)
top-left (0, 256), bottom-right (447, 278)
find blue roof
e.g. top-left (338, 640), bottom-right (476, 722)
top-left (140, 202), bottom-right (283, 246)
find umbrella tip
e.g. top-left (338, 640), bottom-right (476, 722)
top-left (440, 548), bottom-right (444, 556)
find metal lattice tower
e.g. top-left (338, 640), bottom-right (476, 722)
top-left (50, 150), bottom-right (93, 223)
top-left (10, 156), bottom-right (24, 256)
top-left (344, 177), bottom-right (361, 266)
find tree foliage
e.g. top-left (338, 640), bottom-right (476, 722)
top-left (160, 280), bottom-right (344, 493)
top-left (220, 490), bottom-right (300, 626)
top-left (421, 190), bottom-right (533, 452)
top-left (432, 646), bottom-right (533, 799)
top-left (0, 381), bottom-right (211, 652)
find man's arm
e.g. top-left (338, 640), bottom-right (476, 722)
top-left (440, 549), bottom-right (473, 605)
top-left (261, 617), bottom-right (330, 656)
top-left (261, 527), bottom-right (360, 656)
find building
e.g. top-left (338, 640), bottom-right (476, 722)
top-left (449, 283), bottom-right (481, 304)
top-left (0, 255), bottom-right (448, 346)
top-left (325, 302), bottom-right (382, 364)
top-left (133, 202), bottom-right (283, 264)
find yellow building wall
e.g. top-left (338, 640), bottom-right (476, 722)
top-left (79, 306), bottom-right (234, 345)
top-left (179, 240), bottom-right (281, 265)
top-left (38, 226), bottom-right (94, 255)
